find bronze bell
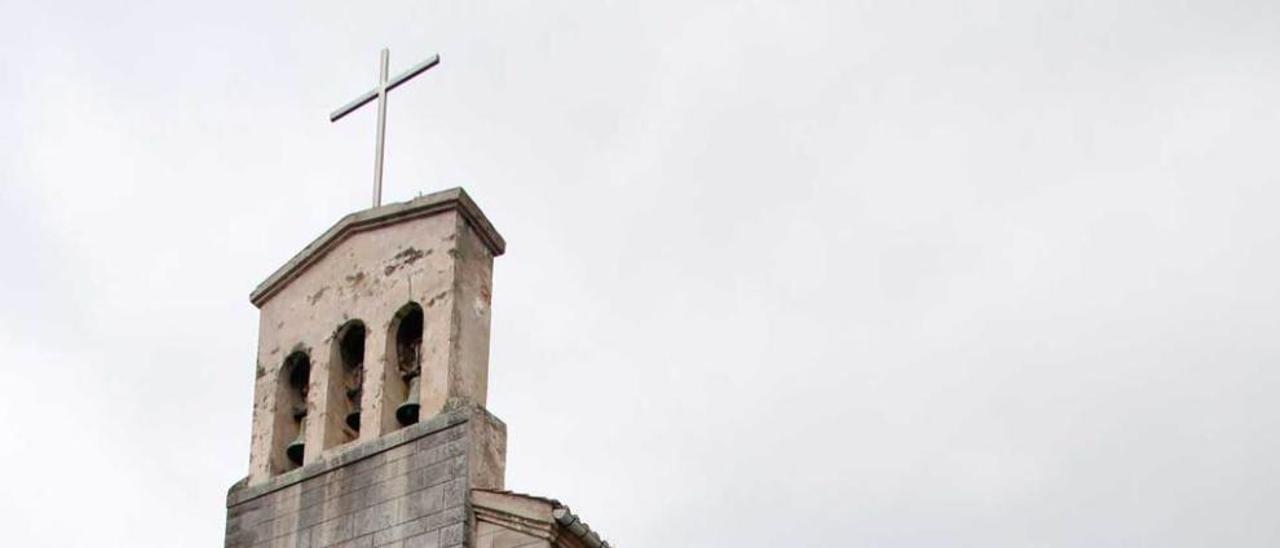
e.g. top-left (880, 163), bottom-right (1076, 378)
top-left (396, 376), bottom-right (421, 426)
top-left (345, 386), bottom-right (362, 433)
top-left (285, 404), bottom-right (307, 465)
top-left (344, 409), bottom-right (361, 432)
top-left (285, 423), bottom-right (306, 466)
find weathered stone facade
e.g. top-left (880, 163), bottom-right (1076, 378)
top-left (226, 405), bottom-right (505, 548)
top-left (246, 188), bottom-right (503, 483)
top-left (227, 188), bottom-right (612, 547)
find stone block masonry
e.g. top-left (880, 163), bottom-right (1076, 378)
top-left (225, 189), bottom-right (614, 547)
top-left (226, 404), bottom-right (505, 548)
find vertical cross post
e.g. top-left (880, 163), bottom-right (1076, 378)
top-left (330, 49), bottom-right (442, 209)
top-left (372, 49), bottom-right (390, 208)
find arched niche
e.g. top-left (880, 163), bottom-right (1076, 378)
top-left (386, 302), bottom-right (424, 429)
top-left (324, 320), bottom-right (366, 449)
top-left (274, 350), bottom-right (311, 473)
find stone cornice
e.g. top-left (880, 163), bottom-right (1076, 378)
top-left (226, 404), bottom-right (501, 507)
top-left (249, 187), bottom-right (506, 307)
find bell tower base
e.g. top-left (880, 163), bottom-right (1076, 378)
top-left (225, 404), bottom-right (505, 548)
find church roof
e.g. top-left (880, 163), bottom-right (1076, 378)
top-left (472, 489), bottom-right (614, 548)
top-left (250, 187), bottom-right (505, 307)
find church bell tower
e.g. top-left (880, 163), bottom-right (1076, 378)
top-left (225, 189), bottom-right (612, 548)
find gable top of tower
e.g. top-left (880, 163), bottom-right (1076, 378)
top-left (250, 187), bottom-right (505, 307)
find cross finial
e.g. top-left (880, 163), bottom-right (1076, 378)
top-left (331, 49), bottom-right (441, 208)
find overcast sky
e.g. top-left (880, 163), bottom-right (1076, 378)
top-left (2, 1), bottom-right (1279, 546)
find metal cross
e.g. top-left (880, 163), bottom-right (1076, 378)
top-left (330, 49), bottom-right (441, 208)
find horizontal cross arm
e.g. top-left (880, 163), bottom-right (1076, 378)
top-left (385, 54), bottom-right (440, 94)
top-left (329, 53), bottom-right (441, 123)
top-left (330, 89), bottom-right (378, 122)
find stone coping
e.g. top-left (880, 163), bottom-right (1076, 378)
top-left (472, 490), bottom-right (614, 548)
top-left (250, 187), bottom-right (506, 307)
top-left (227, 404), bottom-right (500, 507)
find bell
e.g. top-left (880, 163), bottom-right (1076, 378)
top-left (396, 376), bottom-right (421, 426)
top-left (345, 386), bottom-right (362, 433)
top-left (285, 423), bottom-right (306, 466)
top-left (344, 409), bottom-right (361, 432)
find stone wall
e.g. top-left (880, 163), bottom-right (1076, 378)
top-left (226, 405), bottom-right (506, 548)
top-left (475, 521), bottom-right (549, 548)
top-left (247, 189), bottom-right (503, 484)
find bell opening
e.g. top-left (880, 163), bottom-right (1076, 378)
top-left (279, 351), bottom-right (311, 471)
top-left (337, 322), bottom-right (366, 438)
top-left (394, 305), bottom-right (423, 380)
top-left (389, 303), bottom-right (425, 429)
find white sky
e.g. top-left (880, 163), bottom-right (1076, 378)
top-left (2, 1), bottom-right (1279, 546)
